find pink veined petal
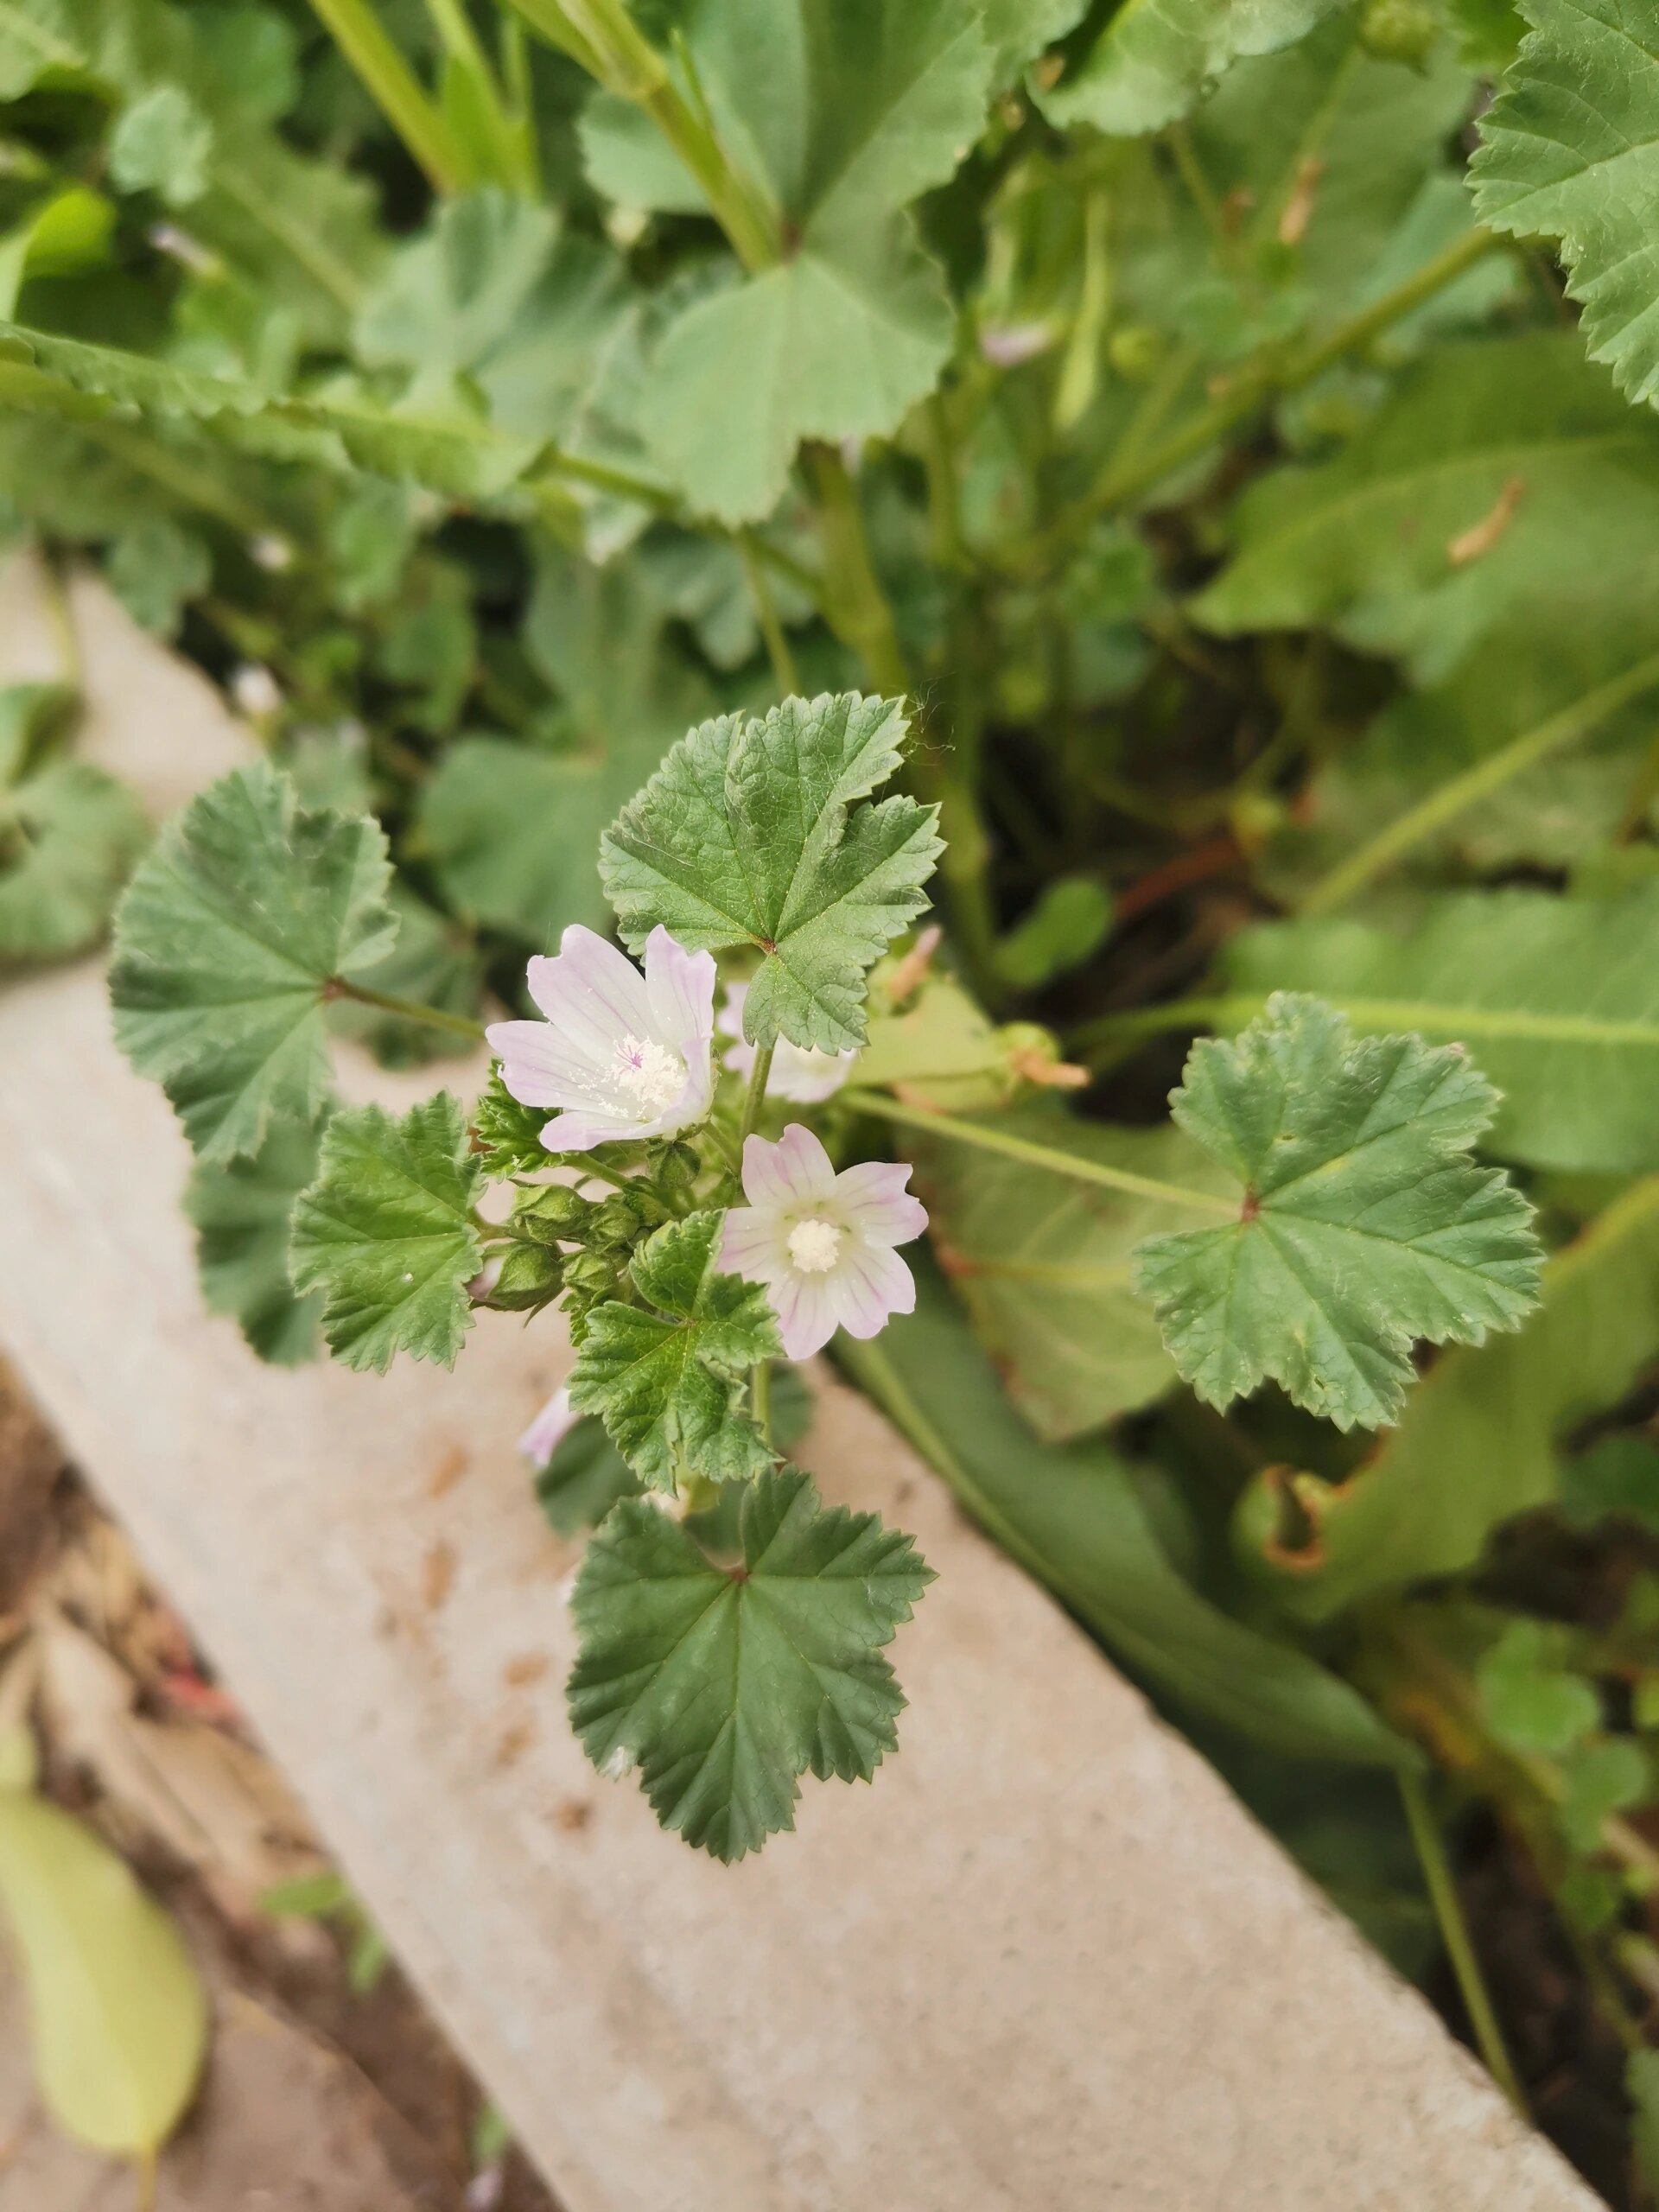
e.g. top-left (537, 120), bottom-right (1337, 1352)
top-left (834, 1160), bottom-right (929, 1247)
top-left (741, 1123), bottom-right (837, 1211)
top-left (720, 1206), bottom-right (791, 1280)
top-left (767, 1270), bottom-right (840, 1360)
top-left (644, 928), bottom-right (717, 1060)
top-left (540, 1106), bottom-right (655, 1153)
top-left (518, 1385), bottom-right (579, 1466)
top-left (525, 926), bottom-right (653, 1064)
top-left (487, 1020), bottom-right (620, 1111)
top-left (829, 1242), bottom-right (916, 1339)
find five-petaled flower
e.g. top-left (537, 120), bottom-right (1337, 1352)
top-left (718, 981), bottom-right (857, 1104)
top-left (720, 1124), bottom-right (926, 1359)
top-left (488, 925), bottom-right (716, 1154)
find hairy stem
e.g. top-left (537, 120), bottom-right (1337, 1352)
top-left (1397, 1770), bottom-right (1528, 2113)
top-left (843, 1091), bottom-right (1236, 1214)
top-left (329, 979), bottom-right (488, 1042)
top-left (737, 1045), bottom-right (774, 1146)
top-left (1300, 649), bottom-right (1659, 913)
top-left (307, 0), bottom-right (470, 191)
top-left (738, 533), bottom-right (798, 694)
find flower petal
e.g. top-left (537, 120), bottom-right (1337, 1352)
top-left (541, 1106), bottom-right (657, 1153)
top-left (525, 925), bottom-right (653, 1064)
top-left (767, 1269), bottom-right (840, 1359)
top-left (644, 927), bottom-right (717, 1058)
top-left (741, 1123), bottom-right (837, 1211)
top-left (716, 981), bottom-right (749, 1045)
top-left (518, 1385), bottom-right (579, 1466)
top-left (829, 1242), bottom-right (916, 1339)
top-left (721, 1206), bottom-right (789, 1280)
top-left (488, 1020), bottom-right (616, 1111)
top-left (835, 1160), bottom-right (928, 1247)
top-left (766, 1048), bottom-right (855, 1104)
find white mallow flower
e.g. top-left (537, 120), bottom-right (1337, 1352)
top-left (718, 980), bottom-right (857, 1104)
top-left (720, 1124), bottom-right (927, 1359)
top-left (487, 925), bottom-right (716, 1153)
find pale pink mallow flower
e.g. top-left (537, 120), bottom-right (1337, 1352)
top-left (718, 981), bottom-right (857, 1104)
top-left (720, 1124), bottom-right (927, 1359)
top-left (487, 925), bottom-right (717, 1153)
top-left (518, 1384), bottom-right (578, 1466)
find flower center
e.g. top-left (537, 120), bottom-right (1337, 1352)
top-left (786, 1217), bottom-right (842, 1274)
top-left (610, 1033), bottom-right (685, 1116)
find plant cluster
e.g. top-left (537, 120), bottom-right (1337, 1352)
top-left (5, 0), bottom-right (1659, 2178)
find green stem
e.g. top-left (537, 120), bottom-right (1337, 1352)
top-left (1398, 1770), bottom-right (1528, 2115)
top-left (1299, 649), bottom-right (1659, 914)
top-left (922, 393), bottom-right (968, 573)
top-left (843, 1090), bottom-right (1236, 1214)
top-left (1052, 226), bottom-right (1503, 537)
top-left (307, 0), bottom-right (470, 191)
top-left (425, 0), bottom-right (539, 192)
top-left (806, 444), bottom-right (910, 694)
top-left (37, 549), bottom-right (79, 691)
top-left (1074, 990), bottom-right (1659, 1059)
top-left (737, 1045), bottom-right (774, 1145)
top-left (737, 532), bottom-right (798, 693)
top-left (330, 979), bottom-right (487, 1042)
top-left (502, 0), bottom-right (779, 270)
top-left (751, 1357), bottom-right (772, 1446)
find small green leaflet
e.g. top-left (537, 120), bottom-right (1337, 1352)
top-left (289, 1094), bottom-right (483, 1375)
top-left (568, 1210), bottom-right (780, 1491)
top-left (110, 764), bottom-right (396, 1163)
top-left (1477, 1618), bottom-right (1599, 1756)
top-left (1039, 0), bottom-right (1348, 137)
top-left (567, 1465), bottom-right (932, 1860)
top-left (0, 759), bottom-right (149, 963)
top-left (1471, 0), bottom-right (1659, 410)
top-left (1132, 995), bottom-right (1543, 1430)
top-left (188, 1116), bottom-right (326, 1366)
top-left (601, 692), bottom-right (941, 1054)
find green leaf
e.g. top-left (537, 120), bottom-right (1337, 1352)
top-left (1133, 994), bottom-right (1543, 1429)
top-left (569, 1210), bottom-right (780, 1491)
top-left (1630, 2050), bottom-right (1659, 2198)
top-left (1193, 334), bottom-right (1659, 683)
top-left (918, 1112), bottom-right (1234, 1440)
top-left (1471, 0), bottom-right (1659, 409)
top-left (0, 681), bottom-right (74, 785)
top-left (0, 1789), bottom-right (207, 2155)
top-left (846, 1267), bottom-right (1414, 1767)
top-left (353, 188), bottom-right (558, 388)
top-left (188, 1116), bottom-right (325, 1366)
top-left (619, 0), bottom-right (994, 519)
top-left (107, 81), bottom-right (213, 206)
top-left (1559, 1434), bottom-right (1659, 1533)
top-left (105, 516), bottom-right (211, 639)
top-left (288, 1094), bottom-right (483, 1375)
top-left (1232, 1176), bottom-right (1659, 1621)
top-left (1477, 1618), bottom-right (1599, 1755)
top-left (601, 692), bottom-right (941, 1054)
top-left (0, 321), bottom-right (542, 504)
top-left (1224, 886), bottom-right (1659, 1174)
top-left (579, 91), bottom-right (707, 212)
top-left (422, 727), bottom-right (674, 944)
top-left (111, 764), bottom-right (396, 1163)
top-left (992, 875), bottom-right (1112, 989)
top-left (567, 1465), bottom-right (932, 1859)
top-left (640, 219), bottom-right (956, 523)
top-left (1558, 1737), bottom-right (1648, 1852)
top-left (1039, 0), bottom-right (1349, 137)
top-left (0, 760), bottom-right (149, 963)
